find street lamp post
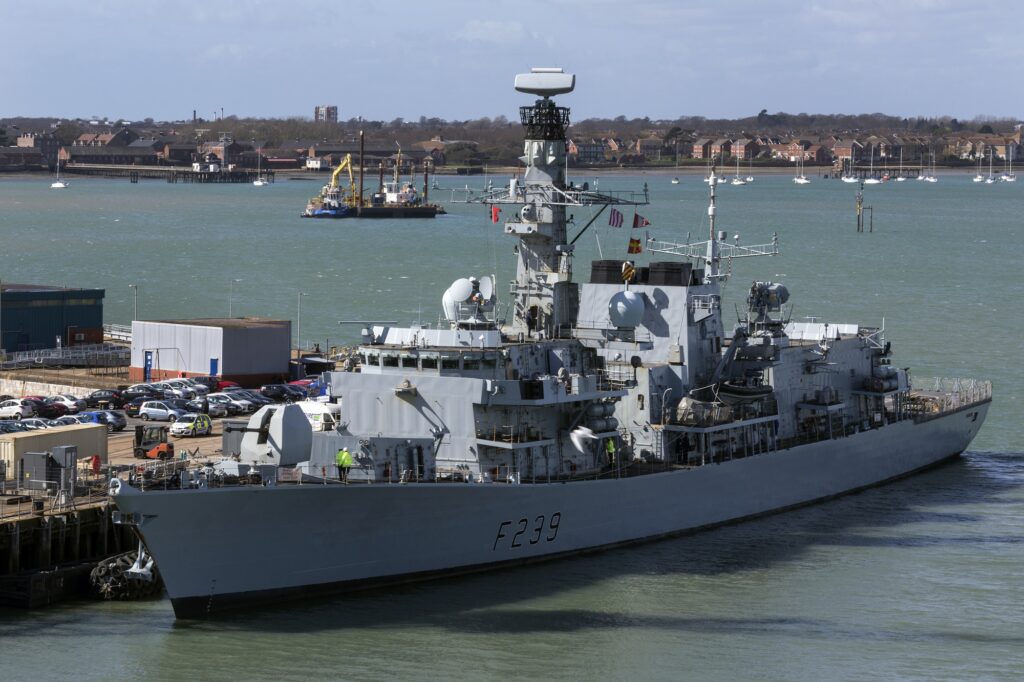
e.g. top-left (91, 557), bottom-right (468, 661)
top-left (297, 292), bottom-right (308, 350)
top-left (128, 284), bottom-right (138, 321)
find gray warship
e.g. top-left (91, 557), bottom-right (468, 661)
top-left (111, 68), bottom-right (991, 618)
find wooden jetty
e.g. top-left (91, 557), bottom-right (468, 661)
top-left (0, 491), bottom-right (135, 608)
top-left (832, 163), bottom-right (923, 181)
top-left (64, 163), bottom-right (274, 184)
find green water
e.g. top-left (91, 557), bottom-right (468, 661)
top-left (0, 172), bottom-right (1021, 680)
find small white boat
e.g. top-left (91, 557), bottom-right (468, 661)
top-left (730, 155), bottom-right (746, 185)
top-left (792, 156), bottom-right (810, 184)
top-left (862, 142), bottom-right (881, 185)
top-left (253, 145), bottom-right (267, 186)
top-left (973, 154), bottom-right (985, 182)
top-left (671, 177), bottom-right (680, 185)
top-left (922, 152), bottom-right (938, 183)
top-left (984, 150), bottom-right (996, 184)
top-left (999, 148), bottom-right (1016, 182)
top-left (895, 150), bottom-right (907, 181)
top-left (840, 154), bottom-right (858, 183)
top-left (50, 158), bottom-right (67, 189)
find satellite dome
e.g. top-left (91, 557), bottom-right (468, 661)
top-left (608, 291), bottom-right (644, 328)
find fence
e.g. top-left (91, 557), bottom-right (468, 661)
top-left (0, 343), bottom-right (130, 370)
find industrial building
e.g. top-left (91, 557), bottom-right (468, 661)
top-left (129, 318), bottom-right (291, 385)
top-left (0, 283), bottom-right (105, 352)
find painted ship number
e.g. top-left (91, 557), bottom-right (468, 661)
top-left (493, 512), bottom-right (561, 550)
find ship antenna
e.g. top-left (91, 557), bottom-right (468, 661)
top-left (706, 163), bottom-right (720, 280)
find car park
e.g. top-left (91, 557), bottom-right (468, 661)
top-left (169, 413), bottom-right (213, 437)
top-left (0, 399), bottom-right (37, 419)
top-left (139, 401), bottom-right (187, 422)
top-left (84, 389), bottom-right (125, 409)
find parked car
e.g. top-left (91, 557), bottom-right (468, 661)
top-left (0, 421), bottom-right (31, 433)
top-left (20, 418), bottom-right (53, 430)
top-left (122, 384), bottom-right (164, 402)
top-left (224, 387), bottom-right (273, 407)
top-left (97, 410), bottom-right (128, 432)
top-left (260, 383), bottom-right (306, 402)
top-left (84, 389), bottom-right (125, 409)
top-left (169, 413), bottom-right (213, 437)
top-left (139, 401), bottom-right (187, 422)
top-left (207, 392), bottom-right (254, 415)
top-left (185, 397), bottom-right (227, 418)
top-left (123, 397), bottom-right (149, 418)
top-left (165, 398), bottom-right (193, 413)
top-left (165, 379), bottom-right (209, 399)
top-left (79, 410), bottom-right (127, 433)
top-left (0, 399), bottom-right (36, 419)
top-left (47, 394), bottom-right (86, 413)
top-left (48, 416), bottom-right (84, 427)
top-left (148, 382), bottom-right (182, 399)
top-left (26, 399), bottom-right (68, 420)
top-left (189, 376), bottom-right (241, 392)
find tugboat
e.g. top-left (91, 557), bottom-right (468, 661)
top-left (112, 68), bottom-right (991, 619)
top-left (301, 154), bottom-right (356, 218)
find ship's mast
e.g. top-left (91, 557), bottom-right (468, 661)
top-left (464, 68), bottom-right (648, 339)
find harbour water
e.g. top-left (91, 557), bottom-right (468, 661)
top-left (0, 172), bottom-right (1021, 680)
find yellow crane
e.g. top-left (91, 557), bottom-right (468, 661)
top-left (330, 153), bottom-right (355, 194)
top-left (306, 154), bottom-right (358, 214)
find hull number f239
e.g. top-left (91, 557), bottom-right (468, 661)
top-left (493, 513), bottom-right (561, 551)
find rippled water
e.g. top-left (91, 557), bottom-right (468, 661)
top-left (0, 172), bottom-right (1021, 680)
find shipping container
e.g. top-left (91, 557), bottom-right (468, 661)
top-left (0, 424), bottom-right (107, 481)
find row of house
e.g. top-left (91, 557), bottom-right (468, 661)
top-left (566, 130), bottom-right (1023, 165)
top-left (10, 127), bottom-right (450, 171)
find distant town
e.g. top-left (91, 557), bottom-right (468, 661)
top-left (1, 104), bottom-right (1021, 175)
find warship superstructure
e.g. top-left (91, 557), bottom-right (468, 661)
top-left (111, 68), bottom-right (991, 618)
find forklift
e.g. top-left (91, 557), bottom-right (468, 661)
top-left (133, 424), bottom-right (174, 460)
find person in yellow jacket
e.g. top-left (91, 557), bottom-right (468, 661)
top-left (336, 447), bottom-right (353, 483)
top-left (605, 438), bottom-right (617, 468)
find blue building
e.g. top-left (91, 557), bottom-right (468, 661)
top-left (0, 283), bottom-right (105, 352)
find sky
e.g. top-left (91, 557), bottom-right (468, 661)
top-left (3, 0), bottom-right (1022, 123)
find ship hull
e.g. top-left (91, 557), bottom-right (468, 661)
top-left (113, 402), bottom-right (989, 618)
top-left (354, 205), bottom-right (444, 218)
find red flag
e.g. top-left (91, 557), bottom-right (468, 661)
top-left (632, 213), bottom-right (650, 228)
top-left (628, 237), bottom-right (642, 254)
top-left (491, 206), bottom-right (501, 223)
top-left (608, 208), bottom-right (624, 228)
